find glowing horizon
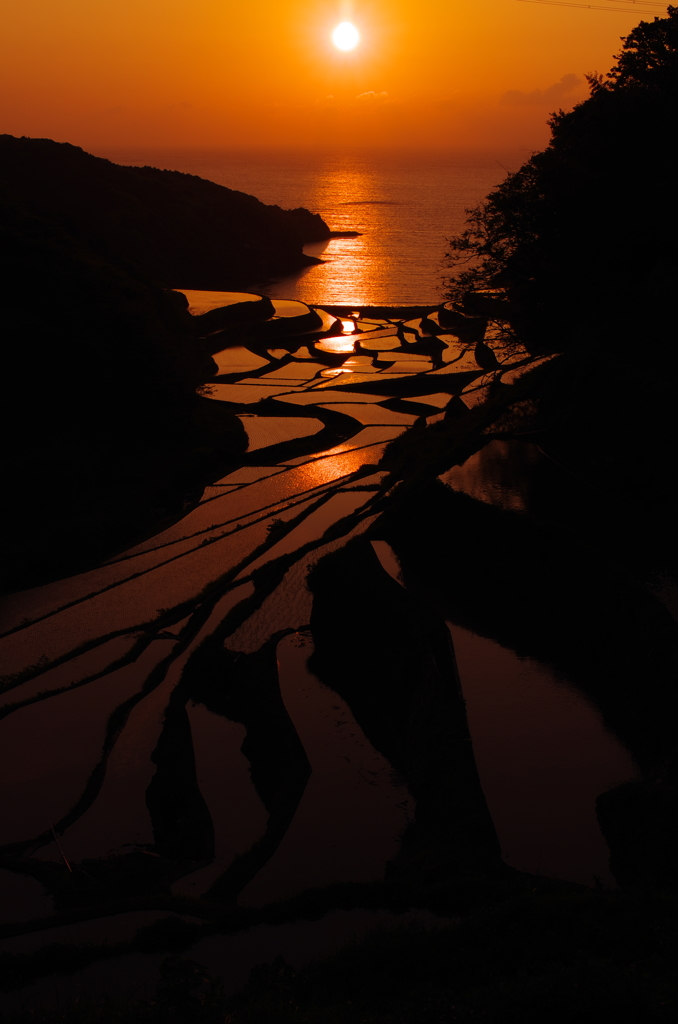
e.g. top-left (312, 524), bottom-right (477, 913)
top-left (0, 1), bottom-right (648, 152)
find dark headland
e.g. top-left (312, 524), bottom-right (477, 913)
top-left (0, 136), bottom-right (338, 589)
top-left (0, 135), bottom-right (334, 288)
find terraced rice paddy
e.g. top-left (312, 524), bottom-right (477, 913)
top-left (0, 293), bottom-right (638, 1008)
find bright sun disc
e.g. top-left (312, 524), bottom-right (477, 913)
top-left (332, 22), bottom-right (360, 51)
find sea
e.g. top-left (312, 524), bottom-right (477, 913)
top-left (99, 148), bottom-right (528, 306)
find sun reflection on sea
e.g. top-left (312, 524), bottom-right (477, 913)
top-left (134, 151), bottom-right (513, 306)
top-left (266, 159), bottom-right (390, 306)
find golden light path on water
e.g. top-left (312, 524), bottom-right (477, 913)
top-left (258, 154), bottom-right (514, 306)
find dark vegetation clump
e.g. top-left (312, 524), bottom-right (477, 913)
top-left (2, 891), bottom-right (678, 1022)
top-left (224, 890), bottom-right (678, 1023)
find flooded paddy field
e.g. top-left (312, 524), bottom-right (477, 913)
top-left (0, 291), bottom-right (665, 1010)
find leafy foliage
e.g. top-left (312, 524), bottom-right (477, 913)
top-left (608, 4), bottom-right (678, 89)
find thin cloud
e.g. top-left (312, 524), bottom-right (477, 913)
top-left (501, 74), bottom-right (583, 106)
top-left (355, 91), bottom-right (390, 104)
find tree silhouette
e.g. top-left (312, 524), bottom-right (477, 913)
top-left (445, 8), bottom-right (678, 356)
top-left (607, 5), bottom-right (678, 89)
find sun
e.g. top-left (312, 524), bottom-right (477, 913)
top-left (332, 22), bottom-right (360, 52)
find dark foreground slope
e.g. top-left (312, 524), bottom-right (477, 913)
top-left (0, 194), bottom-right (247, 590)
top-left (0, 135), bottom-right (330, 289)
top-left (0, 135), bottom-right (338, 588)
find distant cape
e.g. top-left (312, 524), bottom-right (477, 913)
top-left (0, 134), bottom-right (331, 289)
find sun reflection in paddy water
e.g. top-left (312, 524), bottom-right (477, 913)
top-left (316, 336), bottom-right (356, 354)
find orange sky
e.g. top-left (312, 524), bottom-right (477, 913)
top-left (1, 0), bottom-right (661, 151)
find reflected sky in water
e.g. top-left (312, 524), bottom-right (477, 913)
top-left (450, 624), bottom-right (636, 888)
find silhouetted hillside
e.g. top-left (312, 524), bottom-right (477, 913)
top-left (0, 135), bottom-right (331, 289)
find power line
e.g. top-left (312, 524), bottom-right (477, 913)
top-left (517, 0), bottom-right (667, 12)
